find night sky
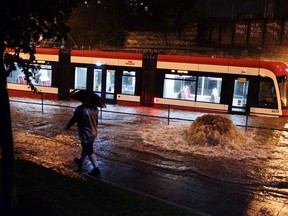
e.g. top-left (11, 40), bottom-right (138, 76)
top-left (196, 0), bottom-right (288, 18)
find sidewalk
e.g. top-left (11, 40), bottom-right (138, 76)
top-left (82, 155), bottom-right (288, 216)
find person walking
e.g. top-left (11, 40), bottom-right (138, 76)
top-left (66, 103), bottom-right (100, 176)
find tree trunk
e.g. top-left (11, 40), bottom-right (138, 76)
top-left (0, 69), bottom-right (18, 214)
top-left (0, 0), bottom-right (18, 213)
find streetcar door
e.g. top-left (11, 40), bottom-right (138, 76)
top-left (105, 69), bottom-right (116, 101)
top-left (93, 68), bottom-right (102, 96)
top-left (93, 68), bottom-right (116, 103)
top-left (231, 78), bottom-right (249, 113)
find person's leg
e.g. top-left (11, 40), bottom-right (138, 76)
top-left (80, 150), bottom-right (86, 161)
top-left (88, 153), bottom-right (98, 169)
top-left (88, 153), bottom-right (100, 176)
top-left (74, 148), bottom-right (87, 171)
top-left (82, 141), bottom-right (100, 175)
top-left (86, 142), bottom-right (100, 175)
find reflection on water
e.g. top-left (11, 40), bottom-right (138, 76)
top-left (98, 117), bottom-right (288, 185)
top-left (97, 108), bottom-right (288, 196)
top-left (10, 99), bottom-right (288, 183)
top-left (10, 98), bottom-right (288, 213)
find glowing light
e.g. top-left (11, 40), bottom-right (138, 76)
top-left (283, 98), bottom-right (287, 106)
top-left (36, 60), bottom-right (45, 64)
top-left (95, 61), bottom-right (102, 66)
top-left (170, 70), bottom-right (188, 74)
top-left (38, 34), bottom-right (43, 42)
top-left (177, 70), bottom-right (188, 74)
top-left (238, 77), bottom-right (247, 83)
top-left (259, 72), bottom-right (266, 77)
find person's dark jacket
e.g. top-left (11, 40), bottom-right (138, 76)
top-left (66, 104), bottom-right (98, 143)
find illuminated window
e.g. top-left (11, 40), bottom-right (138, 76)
top-left (196, 76), bottom-right (222, 103)
top-left (74, 67), bottom-right (87, 89)
top-left (278, 75), bottom-right (288, 108)
top-left (106, 70), bottom-right (115, 99)
top-left (163, 74), bottom-right (196, 100)
top-left (163, 74), bottom-right (222, 103)
top-left (7, 63), bottom-right (52, 87)
top-left (258, 78), bottom-right (277, 108)
top-left (33, 65), bottom-right (52, 86)
top-left (93, 69), bottom-right (102, 92)
top-left (121, 71), bottom-right (136, 95)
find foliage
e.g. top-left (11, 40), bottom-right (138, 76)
top-left (1, 0), bottom-right (84, 90)
top-left (0, 0), bottom-right (85, 211)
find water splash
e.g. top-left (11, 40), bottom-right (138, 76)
top-left (186, 114), bottom-right (245, 148)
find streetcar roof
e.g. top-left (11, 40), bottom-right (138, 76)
top-left (6, 48), bottom-right (288, 77)
top-left (158, 54), bottom-right (288, 77)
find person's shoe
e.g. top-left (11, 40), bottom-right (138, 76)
top-left (74, 158), bottom-right (83, 171)
top-left (88, 167), bottom-right (100, 176)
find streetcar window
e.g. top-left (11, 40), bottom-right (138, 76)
top-left (32, 64), bottom-right (52, 86)
top-left (6, 64), bottom-right (24, 84)
top-left (74, 67), bottom-right (87, 89)
top-left (258, 78), bottom-right (277, 108)
top-left (163, 74), bottom-right (196, 100)
top-left (7, 63), bottom-right (52, 87)
top-left (278, 75), bottom-right (288, 108)
top-left (196, 76), bottom-right (222, 103)
top-left (121, 71), bottom-right (136, 95)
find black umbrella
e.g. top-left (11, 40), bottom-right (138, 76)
top-left (66, 89), bottom-right (106, 108)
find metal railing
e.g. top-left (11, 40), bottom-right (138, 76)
top-left (9, 96), bottom-right (288, 132)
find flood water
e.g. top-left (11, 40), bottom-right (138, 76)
top-left (9, 97), bottom-right (288, 208)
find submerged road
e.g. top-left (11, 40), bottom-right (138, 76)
top-left (10, 97), bottom-right (288, 216)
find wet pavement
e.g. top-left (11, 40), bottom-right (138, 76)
top-left (9, 97), bottom-right (288, 216)
top-left (84, 153), bottom-right (288, 216)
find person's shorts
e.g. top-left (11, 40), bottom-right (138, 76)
top-left (81, 141), bottom-right (94, 155)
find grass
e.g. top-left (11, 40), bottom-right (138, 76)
top-left (0, 159), bottom-right (198, 216)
